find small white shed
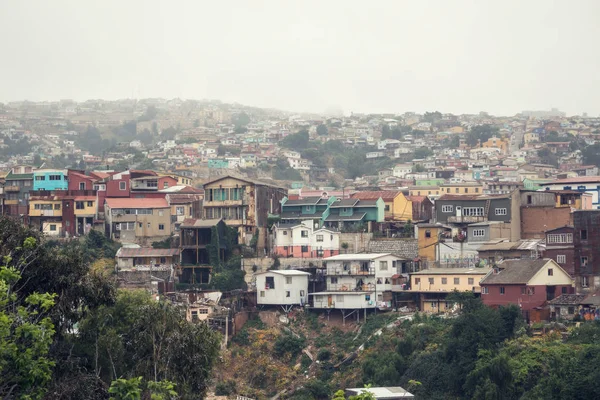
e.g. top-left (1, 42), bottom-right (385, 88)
top-left (256, 270), bottom-right (311, 311)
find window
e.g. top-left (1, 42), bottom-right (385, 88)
top-left (562, 287), bottom-right (568, 294)
top-left (468, 278), bottom-right (474, 285)
top-left (79, 182), bottom-right (86, 190)
top-left (425, 230), bottom-right (431, 238)
top-left (49, 224), bottom-right (56, 231)
top-left (198, 308), bottom-right (209, 314)
top-left (265, 276), bottom-right (275, 289)
top-left (316, 235), bottom-right (323, 242)
top-left (159, 224), bottom-right (165, 230)
top-left (582, 276), bottom-right (589, 287)
top-left (54, 203), bottom-right (60, 210)
top-left (286, 291), bottom-right (290, 298)
top-left (415, 278), bottom-right (421, 285)
top-left (431, 302), bottom-right (437, 309)
top-left (463, 207), bottom-right (485, 216)
top-left (176, 206), bottom-right (184, 215)
top-left (35, 176), bottom-right (46, 181)
top-left (384, 205), bottom-right (390, 212)
top-left (548, 268), bottom-right (554, 276)
top-left (527, 195), bottom-right (532, 204)
top-left (379, 261), bottom-right (388, 271)
top-left (495, 208), bottom-right (507, 216)
top-left (500, 287), bottom-right (505, 295)
top-left (581, 229), bottom-right (588, 240)
top-left (521, 287), bottom-right (527, 295)
top-left (147, 222), bottom-right (151, 228)
top-left (283, 231), bottom-right (287, 235)
top-left (568, 306), bottom-right (575, 314)
top-left (527, 287), bottom-right (535, 295)
top-left (300, 290), bottom-right (305, 297)
top-left (286, 276), bottom-right (292, 284)
top-left (454, 277), bottom-right (460, 285)
top-left (331, 277), bottom-right (338, 284)
top-left (442, 278), bottom-right (447, 284)
top-left (442, 205), bottom-right (453, 213)
top-left (482, 287), bottom-right (488, 294)
top-left (260, 291), bottom-right (265, 297)
top-left (475, 188), bottom-right (479, 193)
top-left (301, 245), bottom-right (308, 253)
top-left (472, 229), bottom-right (485, 237)
top-left (547, 233), bottom-right (573, 244)
top-left (164, 182), bottom-right (169, 188)
top-left (301, 230), bottom-right (308, 238)
top-left (75, 201), bottom-right (84, 210)
top-left (138, 222), bottom-right (142, 228)
top-left (49, 175), bottom-right (61, 181)
top-left (365, 294), bottom-right (371, 301)
top-left (147, 180), bottom-right (158, 188)
top-left (428, 277), bottom-right (434, 285)
top-left (87, 201), bottom-right (93, 207)
top-left (581, 256), bottom-right (589, 266)
top-left (158, 210), bottom-right (163, 216)
top-left (464, 188), bottom-right (468, 193)
top-left (336, 295), bottom-right (344, 303)
top-left (455, 188), bottom-right (459, 193)
top-left (119, 181), bottom-right (126, 190)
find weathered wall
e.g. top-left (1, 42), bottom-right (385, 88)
top-left (521, 207), bottom-right (571, 239)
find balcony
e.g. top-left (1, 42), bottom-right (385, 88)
top-left (327, 266), bottom-right (375, 276)
top-left (4, 185), bottom-right (20, 192)
top-left (447, 215), bottom-right (487, 223)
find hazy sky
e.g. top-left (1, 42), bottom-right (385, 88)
top-left (1, 0), bottom-right (599, 116)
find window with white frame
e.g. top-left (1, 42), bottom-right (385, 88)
top-left (495, 208), bottom-right (507, 216)
top-left (547, 233), bottom-right (573, 244)
top-left (463, 207), bottom-right (484, 216)
top-left (176, 206), bottom-right (184, 215)
top-left (557, 255), bottom-right (566, 264)
top-left (379, 261), bottom-right (388, 270)
top-left (316, 235), bottom-right (323, 242)
top-left (441, 205), bottom-right (453, 213)
top-left (119, 181), bottom-right (126, 190)
top-left (301, 230), bottom-right (308, 238)
top-left (286, 276), bottom-right (292, 284)
top-left (472, 229), bottom-right (485, 237)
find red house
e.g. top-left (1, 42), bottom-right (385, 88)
top-left (480, 259), bottom-right (574, 314)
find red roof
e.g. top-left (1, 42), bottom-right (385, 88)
top-left (406, 195), bottom-right (428, 203)
top-left (105, 198), bottom-right (169, 209)
top-left (351, 190), bottom-right (402, 201)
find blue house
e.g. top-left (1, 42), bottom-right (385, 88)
top-left (33, 169), bottom-right (68, 191)
top-left (279, 196), bottom-right (335, 228)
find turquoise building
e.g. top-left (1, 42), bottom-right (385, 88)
top-left (33, 169), bottom-right (68, 191)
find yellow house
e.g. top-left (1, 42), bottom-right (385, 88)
top-left (481, 136), bottom-right (509, 154)
top-left (409, 186), bottom-right (441, 197)
top-left (416, 224), bottom-right (450, 262)
top-left (439, 183), bottom-right (484, 195)
top-left (29, 196), bottom-right (63, 236)
top-left (158, 173), bottom-right (193, 187)
top-left (410, 267), bottom-right (491, 313)
top-left (350, 190), bottom-right (412, 221)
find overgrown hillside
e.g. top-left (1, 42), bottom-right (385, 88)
top-left (214, 297), bottom-right (600, 400)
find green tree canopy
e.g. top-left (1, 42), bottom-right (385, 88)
top-left (281, 130), bottom-right (310, 150)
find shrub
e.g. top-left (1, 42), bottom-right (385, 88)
top-left (301, 354), bottom-right (312, 370)
top-left (215, 380), bottom-right (236, 396)
top-left (274, 333), bottom-right (305, 359)
top-left (317, 349), bottom-right (331, 361)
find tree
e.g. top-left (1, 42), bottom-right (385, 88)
top-left (422, 111), bottom-right (442, 123)
top-left (138, 106), bottom-right (158, 122)
top-left (281, 130), bottom-right (310, 150)
top-left (412, 164), bottom-right (425, 173)
top-left (413, 147), bottom-right (433, 159)
top-left (538, 148), bottom-right (559, 167)
top-left (0, 236), bottom-right (57, 399)
top-left (582, 143), bottom-right (600, 167)
top-left (317, 124), bottom-right (328, 136)
top-left (232, 112), bottom-right (250, 128)
top-left (467, 125), bottom-right (499, 147)
top-left (77, 290), bottom-right (221, 398)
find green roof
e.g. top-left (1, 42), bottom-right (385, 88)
top-left (6, 173), bottom-right (33, 180)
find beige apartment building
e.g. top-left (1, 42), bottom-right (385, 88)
top-left (105, 198), bottom-right (171, 245)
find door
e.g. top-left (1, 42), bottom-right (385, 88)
top-left (327, 295), bottom-right (332, 307)
top-left (456, 206), bottom-right (462, 217)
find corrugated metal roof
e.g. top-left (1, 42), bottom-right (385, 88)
top-left (481, 259), bottom-right (553, 285)
top-left (180, 218), bottom-right (223, 228)
top-left (105, 198), bottom-right (169, 209)
top-left (351, 190), bottom-right (401, 200)
top-left (116, 247), bottom-right (180, 257)
top-left (255, 270), bottom-right (311, 276)
top-left (324, 253), bottom-right (391, 261)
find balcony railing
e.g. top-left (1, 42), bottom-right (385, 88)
top-left (327, 282), bottom-right (376, 291)
top-left (447, 215), bottom-right (487, 223)
top-left (118, 264), bottom-right (173, 272)
top-left (4, 185), bottom-right (20, 192)
top-left (326, 266), bottom-right (375, 276)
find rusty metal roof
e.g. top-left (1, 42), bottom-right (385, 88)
top-left (116, 247), bottom-right (180, 257)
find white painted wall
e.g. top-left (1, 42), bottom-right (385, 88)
top-left (256, 272), bottom-right (309, 305)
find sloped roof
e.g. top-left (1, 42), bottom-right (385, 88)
top-left (283, 197), bottom-right (322, 206)
top-left (481, 259), bottom-right (550, 285)
top-left (548, 294), bottom-right (586, 305)
top-left (351, 190), bottom-right (401, 201)
top-left (167, 193), bottom-right (202, 204)
top-left (368, 239), bottom-right (417, 260)
top-left (180, 218), bottom-right (223, 228)
top-left (105, 198), bottom-right (168, 209)
top-left (581, 291), bottom-right (600, 306)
